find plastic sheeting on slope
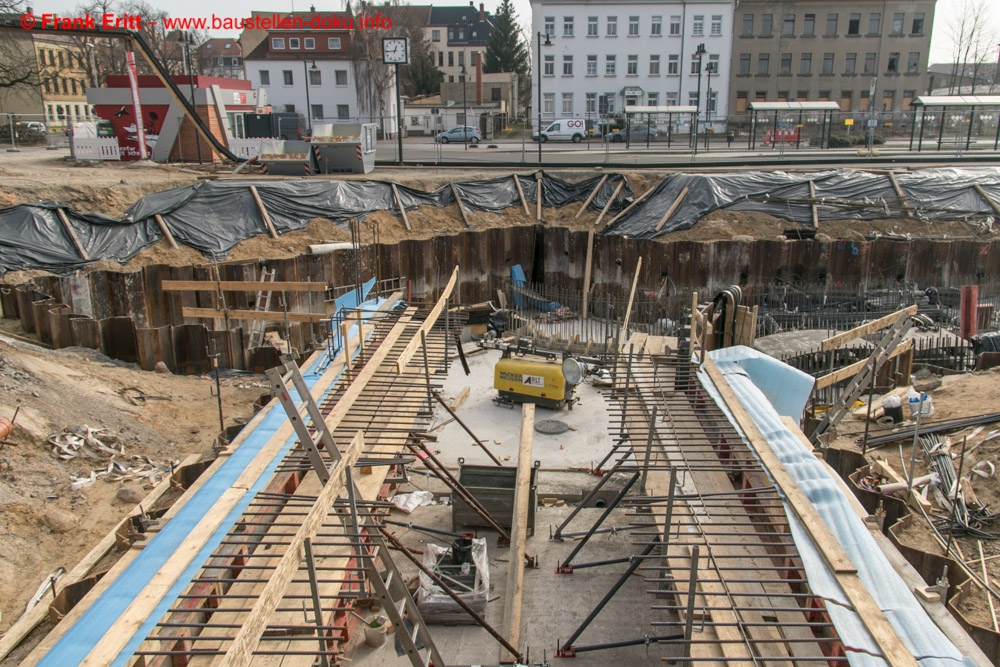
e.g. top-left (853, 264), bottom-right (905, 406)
top-left (0, 172), bottom-right (631, 275)
top-left (699, 346), bottom-right (974, 667)
top-left (604, 167), bottom-right (1000, 239)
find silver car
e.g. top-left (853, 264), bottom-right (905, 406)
top-left (434, 126), bottom-right (482, 144)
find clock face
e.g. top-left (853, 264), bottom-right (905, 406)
top-left (382, 38), bottom-right (408, 64)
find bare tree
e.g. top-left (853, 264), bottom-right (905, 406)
top-left (946, 0), bottom-right (995, 94)
top-left (350, 0), bottom-right (393, 126)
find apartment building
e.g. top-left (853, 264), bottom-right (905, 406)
top-left (35, 33), bottom-right (96, 128)
top-left (529, 0), bottom-right (733, 127)
top-left (729, 0), bottom-right (935, 116)
top-left (426, 3), bottom-right (495, 84)
top-left (197, 38), bottom-right (244, 79)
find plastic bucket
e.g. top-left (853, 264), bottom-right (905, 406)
top-left (364, 622), bottom-right (387, 648)
top-left (884, 405), bottom-right (904, 423)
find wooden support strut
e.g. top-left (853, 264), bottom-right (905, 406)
top-left (513, 175), bottom-right (530, 216)
top-left (500, 404), bottom-right (534, 664)
top-left (535, 171), bottom-right (543, 221)
top-left (581, 227), bottom-right (595, 320)
top-left (181, 307), bottom-right (324, 322)
top-left (56, 207), bottom-right (88, 261)
top-left (576, 174), bottom-right (608, 218)
top-left (249, 185), bottom-right (280, 239)
top-left (163, 280), bottom-right (327, 292)
top-left (618, 257), bottom-right (643, 350)
top-left (819, 305), bottom-right (917, 352)
top-left (888, 171), bottom-right (913, 216)
top-left (606, 183), bottom-right (657, 227)
top-left (594, 179), bottom-right (625, 228)
top-left (390, 182), bottom-right (411, 231)
top-left (974, 183), bottom-right (1000, 217)
top-left (654, 186), bottom-right (690, 232)
top-left (808, 180), bottom-right (819, 227)
top-left (450, 182), bottom-right (471, 227)
top-left (815, 339), bottom-right (913, 390)
top-left (153, 214), bottom-right (179, 249)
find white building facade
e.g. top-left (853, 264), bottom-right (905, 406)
top-left (529, 0), bottom-right (734, 130)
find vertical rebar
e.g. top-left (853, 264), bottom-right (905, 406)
top-left (683, 545), bottom-right (700, 659)
top-left (944, 436), bottom-right (969, 559)
top-left (303, 538), bottom-right (331, 667)
top-left (659, 467), bottom-right (678, 594)
top-left (619, 344), bottom-right (635, 440)
top-left (640, 406), bottom-right (658, 495)
top-left (906, 395), bottom-right (925, 496)
top-left (421, 329), bottom-right (433, 414)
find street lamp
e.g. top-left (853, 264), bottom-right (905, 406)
top-left (536, 30), bottom-right (552, 163)
top-left (692, 43), bottom-right (706, 156)
top-left (303, 60), bottom-right (318, 135)
top-left (177, 31), bottom-right (201, 164)
top-left (85, 42), bottom-right (98, 89)
top-left (460, 64), bottom-right (468, 150)
top-left (704, 60), bottom-right (716, 150)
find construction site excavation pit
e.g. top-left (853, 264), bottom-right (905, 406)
top-left (2, 160), bottom-right (1000, 665)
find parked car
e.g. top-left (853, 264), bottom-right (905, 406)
top-left (532, 118), bottom-right (587, 143)
top-left (435, 126), bottom-right (481, 144)
top-left (22, 121), bottom-right (46, 133)
top-left (605, 125), bottom-right (662, 143)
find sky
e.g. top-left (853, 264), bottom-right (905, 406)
top-left (24, 0), bottom-right (1000, 66)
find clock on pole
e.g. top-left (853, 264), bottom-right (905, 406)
top-left (382, 37), bottom-right (409, 64)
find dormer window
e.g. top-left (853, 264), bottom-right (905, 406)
top-left (271, 38), bottom-right (285, 49)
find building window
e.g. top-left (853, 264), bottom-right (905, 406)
top-left (438, 52), bottom-right (443, 66)
top-left (543, 92), bottom-right (554, 113)
top-left (739, 53), bottom-right (751, 75)
top-left (688, 92), bottom-right (698, 106)
top-left (607, 16), bottom-right (617, 36)
top-left (709, 53), bottom-right (719, 73)
top-left (882, 90), bottom-right (894, 110)
top-left (564, 16), bottom-right (574, 36)
top-left (649, 54), bottom-right (660, 75)
top-left (544, 16), bottom-right (554, 35)
top-left (289, 38), bottom-right (300, 49)
top-left (826, 13), bottom-right (837, 36)
top-left (887, 52), bottom-right (899, 73)
top-left (741, 14), bottom-right (753, 36)
top-left (800, 53), bottom-right (812, 74)
top-left (903, 89), bottom-right (915, 108)
top-left (665, 92), bottom-right (678, 106)
top-left (690, 59), bottom-right (701, 75)
top-left (860, 89), bottom-right (870, 110)
top-left (44, 80), bottom-right (51, 93)
top-left (563, 55), bottom-right (573, 75)
top-left (628, 16), bottom-right (639, 35)
top-left (458, 51), bottom-right (465, 67)
top-left (544, 54), bottom-right (554, 75)
top-left (758, 53), bottom-right (770, 75)
top-left (605, 54), bottom-right (616, 75)
top-left (822, 53), bottom-right (834, 75)
top-left (848, 13), bottom-right (860, 35)
top-left (284, 104), bottom-right (295, 112)
top-left (711, 15), bottom-right (722, 36)
top-left (669, 15), bottom-right (681, 35)
top-left (491, 87), bottom-right (501, 101)
top-left (667, 54), bottom-right (679, 75)
top-left (780, 53), bottom-right (792, 75)
top-left (304, 37), bottom-right (315, 49)
top-left (627, 54), bottom-right (638, 75)
top-left (309, 69), bottom-right (321, 85)
top-left (755, 92), bottom-right (767, 102)
top-left (448, 51), bottom-right (454, 66)
top-left (840, 92), bottom-right (852, 111)
top-left (845, 53), bottom-right (856, 74)
top-left (57, 51), bottom-right (64, 68)
top-left (337, 104), bottom-right (349, 119)
top-left (562, 92), bottom-right (573, 113)
top-left (907, 52), bottom-right (920, 73)
top-left (586, 93), bottom-right (596, 113)
top-left (651, 16), bottom-right (662, 36)
top-left (863, 52), bottom-right (876, 74)
top-left (868, 13), bottom-right (881, 35)
top-left (587, 16), bottom-right (598, 36)
top-left (70, 79), bottom-right (77, 95)
top-left (818, 90), bottom-right (830, 100)
top-left (598, 93), bottom-right (613, 114)
top-left (648, 92), bottom-right (659, 106)
top-left (782, 14), bottom-right (794, 36)
top-left (891, 13), bottom-right (904, 35)
top-left (803, 14), bottom-right (815, 36)
top-left (432, 29), bottom-right (440, 42)
top-left (693, 15), bottom-right (703, 36)
top-left (587, 55), bottom-right (597, 75)
top-left (272, 37), bottom-right (285, 49)
top-left (311, 104), bottom-right (323, 119)
top-left (761, 14), bottom-right (772, 37)
top-left (335, 70), bottom-right (348, 85)
top-left (912, 13), bottom-right (924, 34)
top-left (328, 38), bottom-right (341, 49)
top-left (260, 70), bottom-right (270, 86)
top-left (736, 91), bottom-right (748, 112)
top-left (283, 70), bottom-right (293, 85)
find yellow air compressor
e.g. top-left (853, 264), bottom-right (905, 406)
top-left (493, 355), bottom-right (583, 410)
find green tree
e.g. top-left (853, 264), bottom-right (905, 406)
top-left (483, 0), bottom-right (528, 109)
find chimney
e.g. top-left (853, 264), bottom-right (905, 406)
top-left (479, 2), bottom-right (484, 20)
top-left (26, 5), bottom-right (33, 14)
top-left (476, 52), bottom-right (483, 104)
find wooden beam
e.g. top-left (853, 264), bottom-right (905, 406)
top-left (215, 432), bottom-right (365, 667)
top-left (390, 182), bottom-right (411, 231)
top-left (704, 358), bottom-right (919, 667)
top-left (181, 307), bottom-right (324, 323)
top-left (0, 454), bottom-right (201, 662)
top-left (606, 184), bottom-right (657, 227)
top-left (535, 172), bottom-right (543, 221)
top-left (500, 404), bottom-right (534, 664)
top-left (593, 179), bottom-right (624, 229)
top-left (395, 266), bottom-right (459, 374)
top-left (249, 185), bottom-right (280, 239)
top-left (581, 228), bottom-right (595, 320)
top-left (56, 207), bottom-right (88, 261)
top-left (814, 339), bottom-right (913, 390)
top-left (163, 280), bottom-right (328, 292)
top-left (888, 172), bottom-right (913, 215)
top-left (618, 257), bottom-right (643, 349)
top-left (576, 174), bottom-right (608, 218)
top-left (869, 458), bottom-right (933, 513)
top-left (974, 183), bottom-right (1000, 217)
top-left (450, 182), bottom-right (471, 227)
top-left (819, 305), bottom-right (917, 352)
top-left (154, 214), bottom-right (179, 249)
top-left (513, 175), bottom-right (530, 216)
top-left (653, 186), bottom-right (690, 232)
top-left (808, 180), bottom-right (819, 227)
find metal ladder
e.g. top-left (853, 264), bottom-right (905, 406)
top-left (247, 268), bottom-right (277, 349)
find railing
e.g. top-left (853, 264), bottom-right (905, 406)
top-left (71, 137), bottom-right (121, 161)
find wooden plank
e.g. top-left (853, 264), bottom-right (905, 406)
top-left (819, 305), bottom-right (917, 352)
top-left (869, 459), bottom-right (933, 512)
top-left (513, 175), bottom-right (530, 216)
top-left (581, 228), bottom-right (595, 319)
top-left (390, 182), bottom-right (411, 231)
top-left (395, 266), bottom-right (459, 374)
top-left (814, 339), bottom-right (913, 390)
top-left (575, 174), bottom-right (608, 218)
top-left (163, 280), bottom-right (328, 292)
top-left (249, 185), bottom-right (280, 239)
top-left (56, 207), bottom-right (88, 261)
top-left (888, 172), bottom-right (912, 215)
top-left (534, 172), bottom-right (543, 221)
top-left (606, 184), bottom-right (657, 227)
top-left (974, 183), bottom-right (1000, 217)
top-left (181, 307), bottom-right (324, 323)
top-left (215, 432), bottom-right (365, 667)
top-left (0, 454), bottom-right (201, 662)
top-left (154, 214), bottom-right (179, 249)
top-left (851, 386), bottom-right (909, 420)
top-left (618, 257), bottom-right (643, 349)
top-left (594, 179), bottom-right (624, 229)
top-left (808, 180), bottom-right (818, 227)
top-left (500, 404), bottom-right (534, 664)
top-left (653, 186), bottom-right (690, 232)
top-left (449, 182), bottom-right (471, 227)
top-left (704, 359), bottom-right (920, 667)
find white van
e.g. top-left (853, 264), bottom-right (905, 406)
top-left (532, 118), bottom-right (587, 143)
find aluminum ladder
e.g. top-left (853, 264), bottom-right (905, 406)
top-left (247, 268), bottom-right (276, 349)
